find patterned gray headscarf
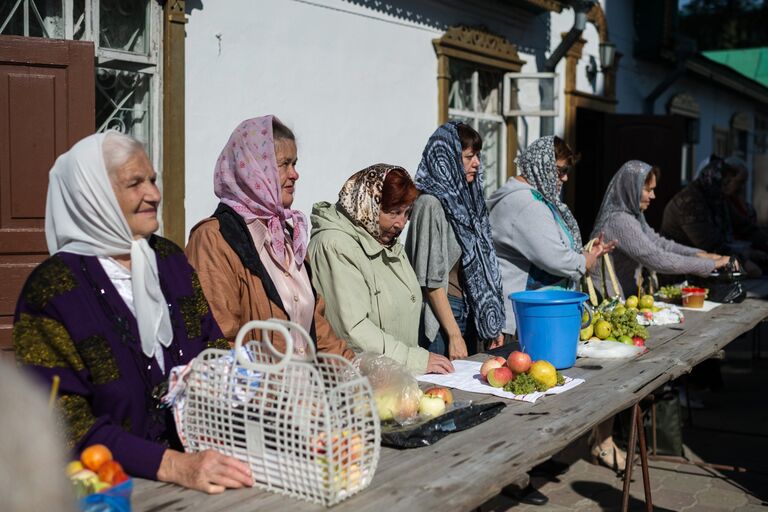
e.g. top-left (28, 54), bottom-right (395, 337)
top-left (591, 160), bottom-right (653, 238)
top-left (518, 136), bottom-right (582, 248)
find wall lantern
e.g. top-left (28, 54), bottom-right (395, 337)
top-left (599, 41), bottom-right (616, 71)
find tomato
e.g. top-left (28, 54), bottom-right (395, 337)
top-left (97, 460), bottom-right (126, 486)
top-left (81, 444), bottom-right (113, 471)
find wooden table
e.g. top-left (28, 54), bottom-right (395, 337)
top-left (132, 299), bottom-right (768, 511)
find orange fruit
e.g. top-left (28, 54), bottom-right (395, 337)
top-left (81, 444), bottom-right (113, 471)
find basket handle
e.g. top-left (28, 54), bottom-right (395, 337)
top-left (261, 318), bottom-right (317, 360)
top-left (234, 320), bottom-right (294, 372)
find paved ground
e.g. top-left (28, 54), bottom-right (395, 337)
top-left (480, 325), bottom-right (768, 512)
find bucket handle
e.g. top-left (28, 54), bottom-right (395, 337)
top-left (580, 302), bottom-right (594, 329)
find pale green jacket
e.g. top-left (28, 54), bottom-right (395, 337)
top-left (308, 202), bottom-right (429, 373)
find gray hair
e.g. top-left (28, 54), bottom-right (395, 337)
top-left (102, 131), bottom-right (147, 179)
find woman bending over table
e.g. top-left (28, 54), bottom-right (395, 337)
top-left (405, 122), bottom-right (505, 360)
top-left (308, 164), bottom-right (453, 374)
top-left (592, 160), bottom-right (729, 297)
top-left (13, 132), bottom-right (252, 493)
top-left (185, 116), bottom-right (354, 360)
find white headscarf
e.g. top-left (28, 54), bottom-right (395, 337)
top-left (45, 132), bottom-right (173, 365)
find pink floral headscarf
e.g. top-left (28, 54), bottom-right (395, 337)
top-left (214, 115), bottom-right (308, 263)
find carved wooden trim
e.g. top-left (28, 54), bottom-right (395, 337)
top-left (433, 26), bottom-right (526, 71)
top-left (433, 26), bottom-right (525, 176)
top-left (521, 0), bottom-right (564, 12)
top-left (162, 0), bottom-right (187, 245)
top-left (587, 3), bottom-right (608, 42)
top-left (732, 112), bottom-right (751, 131)
top-left (667, 93), bottom-right (700, 118)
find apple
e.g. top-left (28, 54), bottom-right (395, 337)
top-left (506, 351), bottom-right (532, 374)
top-left (374, 392), bottom-right (398, 421)
top-left (480, 357), bottom-right (504, 379)
top-left (418, 395), bottom-right (446, 417)
top-left (487, 367), bottom-right (514, 388)
top-left (632, 337), bottom-right (645, 347)
top-left (424, 386), bottom-right (453, 406)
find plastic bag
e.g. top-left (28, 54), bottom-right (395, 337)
top-left (381, 402), bottom-right (506, 448)
top-left (353, 353), bottom-right (422, 424)
top-left (79, 479), bottom-right (132, 512)
top-left (577, 339), bottom-right (644, 359)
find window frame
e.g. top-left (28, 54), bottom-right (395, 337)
top-left (433, 26), bottom-right (526, 188)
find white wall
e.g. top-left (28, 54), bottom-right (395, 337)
top-left (185, 0), bottom-right (442, 237)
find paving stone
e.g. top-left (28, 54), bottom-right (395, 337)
top-left (641, 488), bottom-right (696, 509)
top-left (734, 503), bottom-right (768, 512)
top-left (695, 487), bottom-right (749, 508)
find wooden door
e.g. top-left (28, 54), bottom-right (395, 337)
top-left (0, 35), bottom-right (94, 355)
top-left (574, 109), bottom-right (685, 238)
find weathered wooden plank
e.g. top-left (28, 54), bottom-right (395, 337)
top-left (131, 300), bottom-right (768, 511)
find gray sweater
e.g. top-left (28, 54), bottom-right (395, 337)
top-left (487, 179), bottom-right (586, 335)
top-left (404, 194), bottom-right (463, 342)
top-left (598, 212), bottom-right (716, 296)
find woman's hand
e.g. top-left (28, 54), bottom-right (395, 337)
top-left (714, 255), bottom-right (731, 269)
top-left (487, 334), bottom-right (505, 350)
top-left (157, 449), bottom-right (254, 494)
top-left (590, 232), bottom-right (618, 258)
top-left (426, 352), bottom-right (454, 374)
top-left (448, 334), bottom-right (468, 361)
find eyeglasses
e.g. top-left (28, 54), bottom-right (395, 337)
top-left (556, 165), bottom-right (572, 178)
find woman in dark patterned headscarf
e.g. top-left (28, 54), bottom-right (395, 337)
top-left (661, 155), bottom-right (743, 255)
top-left (405, 122), bottom-right (505, 360)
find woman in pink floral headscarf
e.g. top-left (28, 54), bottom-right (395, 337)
top-left (186, 115), bottom-right (354, 360)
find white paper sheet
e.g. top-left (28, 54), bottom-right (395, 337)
top-left (416, 360), bottom-right (584, 404)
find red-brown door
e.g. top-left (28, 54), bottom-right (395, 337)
top-left (0, 35), bottom-right (94, 355)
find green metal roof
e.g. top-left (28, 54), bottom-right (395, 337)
top-left (703, 47), bottom-right (768, 88)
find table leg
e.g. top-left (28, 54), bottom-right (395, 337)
top-left (620, 404), bottom-right (638, 512)
top-left (635, 404), bottom-right (653, 511)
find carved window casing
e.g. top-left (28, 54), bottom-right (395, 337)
top-left (433, 26), bottom-right (525, 196)
top-left (1, 0), bottom-right (162, 166)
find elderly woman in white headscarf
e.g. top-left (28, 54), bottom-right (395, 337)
top-left (592, 160), bottom-right (729, 297)
top-left (13, 132), bottom-right (252, 493)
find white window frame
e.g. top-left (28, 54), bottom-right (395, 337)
top-left (448, 68), bottom-right (508, 197)
top-left (503, 72), bottom-right (558, 117)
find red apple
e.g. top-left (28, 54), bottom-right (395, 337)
top-left (506, 351), bottom-right (532, 374)
top-left (424, 386), bottom-right (454, 406)
top-left (487, 367), bottom-right (514, 388)
top-left (480, 357), bottom-right (504, 379)
top-left (632, 337), bottom-right (645, 347)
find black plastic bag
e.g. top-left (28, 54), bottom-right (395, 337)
top-left (644, 389), bottom-right (684, 457)
top-left (381, 402), bottom-right (506, 449)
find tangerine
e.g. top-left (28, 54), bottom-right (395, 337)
top-left (81, 444), bottom-right (113, 471)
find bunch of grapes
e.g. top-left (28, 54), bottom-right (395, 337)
top-left (658, 285), bottom-right (682, 300)
top-left (606, 309), bottom-right (648, 340)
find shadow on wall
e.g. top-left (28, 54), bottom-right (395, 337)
top-left (339, 0), bottom-right (551, 55)
top-left (185, 0), bottom-right (203, 15)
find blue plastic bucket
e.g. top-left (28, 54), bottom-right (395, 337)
top-left (509, 290), bottom-right (591, 370)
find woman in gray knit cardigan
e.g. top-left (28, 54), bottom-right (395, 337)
top-left (590, 160), bottom-right (730, 298)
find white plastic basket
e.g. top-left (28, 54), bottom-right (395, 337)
top-left (180, 319), bottom-right (381, 506)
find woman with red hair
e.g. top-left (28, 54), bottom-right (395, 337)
top-left (308, 165), bottom-right (454, 374)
